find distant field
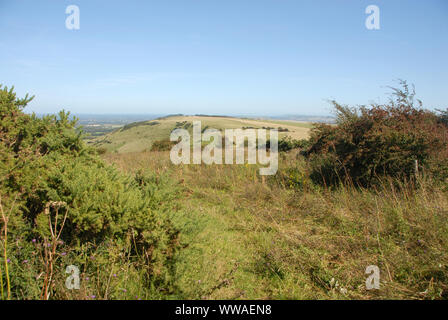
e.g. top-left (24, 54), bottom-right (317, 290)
top-left (89, 115), bottom-right (313, 153)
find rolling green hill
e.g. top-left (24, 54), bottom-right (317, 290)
top-left (89, 115), bottom-right (313, 153)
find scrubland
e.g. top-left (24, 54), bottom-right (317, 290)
top-left (1, 82), bottom-right (447, 299)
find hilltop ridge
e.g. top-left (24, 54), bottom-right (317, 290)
top-left (89, 115), bottom-right (313, 153)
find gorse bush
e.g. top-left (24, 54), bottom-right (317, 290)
top-left (305, 81), bottom-right (448, 187)
top-left (0, 85), bottom-right (180, 299)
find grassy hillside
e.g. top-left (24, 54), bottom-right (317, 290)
top-left (89, 115), bottom-right (312, 154)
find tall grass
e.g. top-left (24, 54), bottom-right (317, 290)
top-left (104, 150), bottom-right (448, 299)
top-left (2, 147), bottom-right (446, 299)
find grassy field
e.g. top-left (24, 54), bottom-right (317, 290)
top-left (103, 150), bottom-right (448, 299)
top-left (90, 116), bottom-right (312, 154)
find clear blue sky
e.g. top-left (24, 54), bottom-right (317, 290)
top-left (0, 0), bottom-right (447, 116)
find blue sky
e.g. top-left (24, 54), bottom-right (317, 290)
top-left (0, 0), bottom-right (447, 116)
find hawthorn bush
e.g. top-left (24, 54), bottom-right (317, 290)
top-left (305, 81), bottom-right (448, 187)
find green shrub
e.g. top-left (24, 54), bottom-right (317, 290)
top-left (265, 137), bottom-right (306, 152)
top-left (121, 120), bottom-right (159, 132)
top-left (150, 139), bottom-right (176, 151)
top-left (95, 147), bottom-right (107, 155)
top-left (274, 166), bottom-right (313, 190)
top-left (305, 81), bottom-right (448, 187)
top-left (0, 85), bottom-right (181, 299)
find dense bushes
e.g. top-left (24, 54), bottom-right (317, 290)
top-left (305, 81), bottom-right (448, 187)
top-left (265, 136), bottom-right (309, 152)
top-left (121, 120), bottom-right (159, 132)
top-left (150, 139), bottom-right (177, 151)
top-left (0, 85), bottom-right (180, 299)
